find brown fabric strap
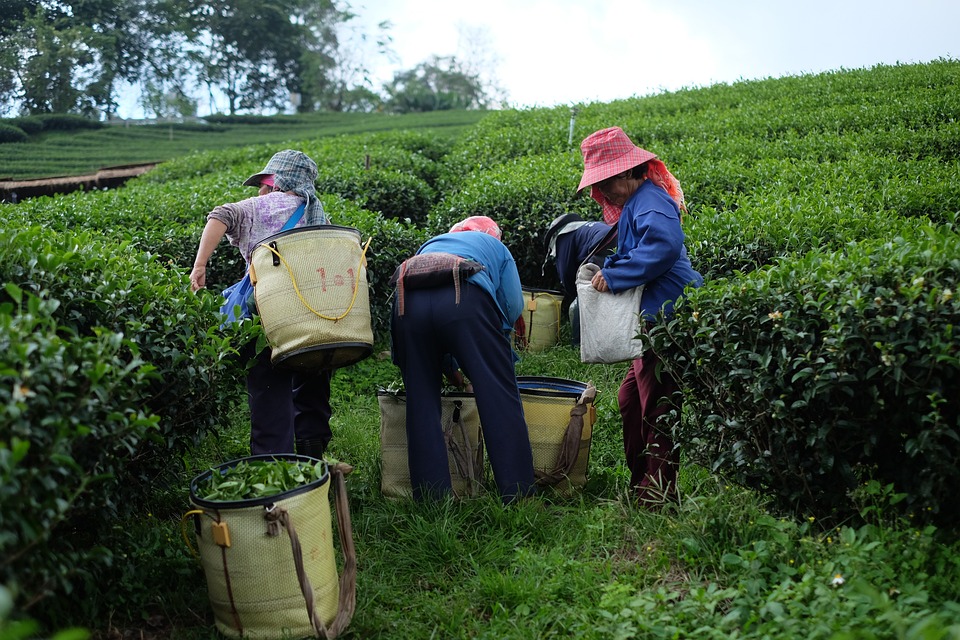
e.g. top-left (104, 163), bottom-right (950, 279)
top-left (264, 505), bottom-right (325, 634)
top-left (395, 252), bottom-right (470, 316)
top-left (217, 511), bottom-right (244, 635)
top-left (443, 401), bottom-right (484, 498)
top-left (327, 463), bottom-right (357, 639)
top-left (261, 463), bottom-right (357, 639)
top-left (535, 382), bottom-right (597, 486)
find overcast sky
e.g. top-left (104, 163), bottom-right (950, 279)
top-left (352, 0), bottom-right (959, 108)
top-left (108, 1), bottom-right (958, 116)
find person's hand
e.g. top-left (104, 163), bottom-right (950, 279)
top-left (591, 270), bottom-right (609, 292)
top-left (189, 264), bottom-right (206, 291)
top-left (446, 369), bottom-right (473, 392)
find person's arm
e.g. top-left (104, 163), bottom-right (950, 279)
top-left (498, 251), bottom-right (525, 325)
top-left (601, 212), bottom-right (682, 293)
top-left (189, 218), bottom-right (228, 291)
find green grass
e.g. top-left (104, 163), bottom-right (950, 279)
top-left (0, 110), bottom-right (487, 180)
top-left (129, 342), bottom-right (960, 640)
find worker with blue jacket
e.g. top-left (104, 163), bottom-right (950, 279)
top-left (577, 126), bottom-right (703, 506)
top-left (390, 216), bottom-right (536, 504)
top-left (543, 212), bottom-right (617, 345)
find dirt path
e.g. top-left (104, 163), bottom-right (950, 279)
top-left (1, 162), bottom-right (158, 203)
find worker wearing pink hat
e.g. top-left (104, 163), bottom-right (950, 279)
top-left (448, 215), bottom-right (502, 238)
top-left (577, 126), bottom-right (703, 507)
top-left (389, 215), bottom-right (535, 504)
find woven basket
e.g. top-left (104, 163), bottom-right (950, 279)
top-left (517, 376), bottom-right (597, 493)
top-left (251, 225), bottom-right (373, 372)
top-left (186, 455), bottom-right (356, 639)
top-left (516, 288), bottom-right (563, 352)
top-left (378, 390), bottom-right (485, 499)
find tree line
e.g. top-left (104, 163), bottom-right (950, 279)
top-left (0, 0), bottom-right (500, 119)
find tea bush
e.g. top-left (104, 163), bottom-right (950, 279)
top-left (684, 192), bottom-right (928, 281)
top-left (2, 115), bottom-right (45, 135)
top-left (651, 227), bottom-right (960, 525)
top-left (32, 114), bottom-right (103, 132)
top-left (430, 152), bottom-right (597, 289)
top-left (315, 164), bottom-right (435, 222)
top-left (0, 290), bottom-right (158, 614)
top-left (441, 107), bottom-right (572, 180)
top-left (0, 124), bottom-right (27, 144)
top-left (0, 226), bottom-right (255, 620)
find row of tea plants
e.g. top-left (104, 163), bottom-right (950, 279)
top-left (2, 59), bottom-right (959, 633)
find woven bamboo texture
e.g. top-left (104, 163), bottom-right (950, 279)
top-left (517, 289), bottom-right (563, 352)
top-left (251, 226), bottom-right (373, 371)
top-left (520, 379), bottom-right (597, 493)
top-left (192, 482), bottom-right (340, 639)
top-left (378, 392), bottom-right (484, 498)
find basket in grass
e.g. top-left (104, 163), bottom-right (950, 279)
top-left (184, 454), bottom-right (356, 639)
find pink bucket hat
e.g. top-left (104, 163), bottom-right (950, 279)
top-left (577, 126), bottom-right (658, 192)
top-left (449, 215), bottom-right (502, 239)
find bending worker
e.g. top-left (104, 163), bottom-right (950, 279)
top-left (390, 215), bottom-right (536, 503)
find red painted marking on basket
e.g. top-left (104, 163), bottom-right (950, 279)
top-left (315, 266), bottom-right (357, 292)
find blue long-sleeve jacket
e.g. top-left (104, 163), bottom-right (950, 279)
top-left (416, 231), bottom-right (524, 333)
top-left (602, 180), bottom-right (703, 321)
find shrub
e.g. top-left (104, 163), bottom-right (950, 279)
top-left (0, 289), bottom-right (158, 618)
top-left (316, 165), bottom-right (436, 223)
top-left (32, 114), bottom-right (103, 132)
top-left (0, 226), bottom-right (255, 622)
top-left (652, 228), bottom-right (960, 525)
top-left (3, 116), bottom-right (44, 135)
top-left (203, 113), bottom-right (303, 125)
top-left (430, 152), bottom-right (598, 289)
top-left (441, 107), bottom-right (572, 182)
top-left (684, 193), bottom-right (927, 281)
top-left (0, 123), bottom-right (27, 144)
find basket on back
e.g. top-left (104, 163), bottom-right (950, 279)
top-left (251, 225), bottom-right (373, 372)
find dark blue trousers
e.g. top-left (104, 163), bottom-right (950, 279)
top-left (391, 283), bottom-right (535, 502)
top-left (242, 342), bottom-right (334, 456)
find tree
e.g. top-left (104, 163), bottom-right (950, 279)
top-left (132, 0), bottom-right (204, 118)
top-left (0, 0), bottom-right (409, 118)
top-left (382, 55), bottom-right (489, 113)
top-left (175, 0), bottom-right (292, 114)
top-left (64, 0), bottom-right (156, 116)
top-left (298, 15), bottom-right (393, 112)
top-left (0, 0), bottom-right (163, 117)
top-left (164, 0), bottom-right (362, 115)
top-left (15, 10), bottom-right (96, 114)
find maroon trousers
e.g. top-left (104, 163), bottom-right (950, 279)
top-left (618, 350), bottom-right (681, 503)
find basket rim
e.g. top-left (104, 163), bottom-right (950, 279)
top-left (516, 375), bottom-right (589, 398)
top-left (189, 453), bottom-right (330, 509)
top-left (258, 223), bottom-right (362, 245)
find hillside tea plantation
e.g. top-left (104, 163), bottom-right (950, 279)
top-left (2, 60), bottom-right (959, 639)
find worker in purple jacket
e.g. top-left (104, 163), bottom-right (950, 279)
top-left (577, 127), bottom-right (703, 507)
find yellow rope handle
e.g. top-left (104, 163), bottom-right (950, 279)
top-left (180, 508), bottom-right (212, 559)
top-left (258, 236), bottom-right (373, 322)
